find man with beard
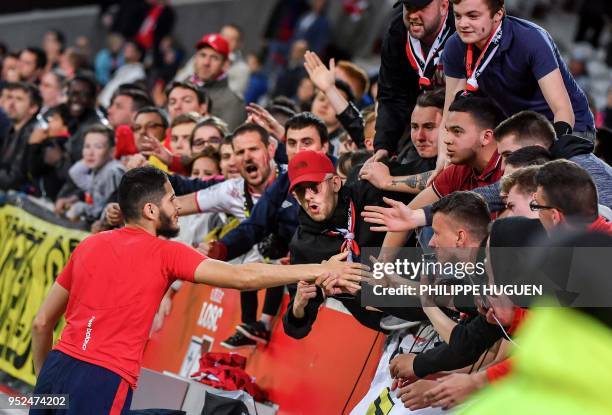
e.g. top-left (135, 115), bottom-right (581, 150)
top-left (177, 123), bottom-right (283, 349)
top-left (31, 166), bottom-right (364, 413)
top-left (371, 0), bottom-right (454, 162)
top-left (0, 82), bottom-right (41, 191)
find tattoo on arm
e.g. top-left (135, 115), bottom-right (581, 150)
top-left (391, 170), bottom-right (434, 191)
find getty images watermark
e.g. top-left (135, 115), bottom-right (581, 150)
top-left (360, 247), bottom-right (612, 308)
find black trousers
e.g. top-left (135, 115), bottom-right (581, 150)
top-left (240, 286), bottom-right (285, 324)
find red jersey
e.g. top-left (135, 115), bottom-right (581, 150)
top-left (55, 227), bottom-right (205, 388)
top-left (432, 151), bottom-right (503, 198)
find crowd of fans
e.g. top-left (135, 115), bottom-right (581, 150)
top-left (2, 0), bottom-right (612, 412)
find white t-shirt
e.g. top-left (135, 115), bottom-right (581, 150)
top-left (194, 178), bottom-right (262, 264)
top-left (350, 326), bottom-right (444, 415)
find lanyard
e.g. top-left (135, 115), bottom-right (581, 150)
top-left (405, 13), bottom-right (452, 89)
top-left (325, 199), bottom-right (360, 262)
top-left (465, 21), bottom-right (503, 93)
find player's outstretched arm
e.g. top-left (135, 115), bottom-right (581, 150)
top-left (193, 256), bottom-right (368, 291)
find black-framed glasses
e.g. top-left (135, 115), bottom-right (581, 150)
top-left (529, 199), bottom-right (557, 212)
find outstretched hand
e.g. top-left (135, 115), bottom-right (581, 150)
top-left (362, 197), bottom-right (419, 232)
top-left (318, 251), bottom-right (371, 295)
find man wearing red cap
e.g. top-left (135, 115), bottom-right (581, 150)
top-left (189, 33), bottom-right (246, 130)
top-left (282, 150), bottom-right (412, 339)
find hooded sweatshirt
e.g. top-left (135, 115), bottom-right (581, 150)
top-left (283, 181), bottom-right (390, 338)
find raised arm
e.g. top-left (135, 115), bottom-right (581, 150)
top-left (304, 51), bottom-right (349, 116)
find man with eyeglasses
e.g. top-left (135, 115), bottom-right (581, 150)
top-left (531, 160), bottom-right (612, 235)
top-left (282, 150), bottom-right (411, 339)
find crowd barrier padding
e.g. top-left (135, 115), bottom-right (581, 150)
top-left (0, 200), bottom-right (89, 385)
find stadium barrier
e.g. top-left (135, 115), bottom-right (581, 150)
top-left (0, 198), bottom-right (385, 414)
top-left (0, 197), bottom-right (89, 386)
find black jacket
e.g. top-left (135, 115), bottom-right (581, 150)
top-left (27, 135), bottom-right (69, 200)
top-left (283, 180), bottom-right (412, 339)
top-left (374, 9), bottom-right (455, 154)
top-left (338, 101), bottom-right (365, 148)
top-left (0, 117), bottom-right (36, 191)
top-left (549, 133), bottom-right (594, 159)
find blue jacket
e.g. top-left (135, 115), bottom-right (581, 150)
top-left (168, 174), bottom-right (224, 195)
top-left (221, 169), bottom-right (298, 260)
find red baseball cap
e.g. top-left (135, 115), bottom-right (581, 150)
top-left (289, 151), bottom-right (335, 192)
top-left (195, 33), bottom-right (230, 58)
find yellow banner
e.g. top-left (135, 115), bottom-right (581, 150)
top-left (0, 204), bottom-right (89, 385)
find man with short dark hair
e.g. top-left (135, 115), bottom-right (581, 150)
top-left (188, 33), bottom-right (246, 129)
top-left (31, 166), bottom-right (363, 413)
top-left (362, 95), bottom-right (504, 256)
top-left (429, 190), bottom-right (490, 249)
top-left (372, 0), bottom-right (455, 160)
top-left (204, 112), bottom-right (331, 264)
top-left (533, 160), bottom-right (612, 234)
top-left (495, 110), bottom-right (612, 208)
top-left (107, 88), bottom-right (153, 128)
top-left (500, 166), bottom-right (541, 219)
top-left (178, 124), bottom-right (283, 349)
top-left (0, 82), bottom-right (41, 190)
top-left (359, 88), bottom-right (445, 190)
top-left (388, 192), bottom-right (527, 410)
top-left (362, 95), bottom-right (503, 198)
top-left (18, 47), bottom-right (47, 83)
top-left (503, 145), bottom-right (552, 171)
top-left (441, 0), bottom-right (593, 142)
top-left (166, 81), bottom-right (210, 122)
